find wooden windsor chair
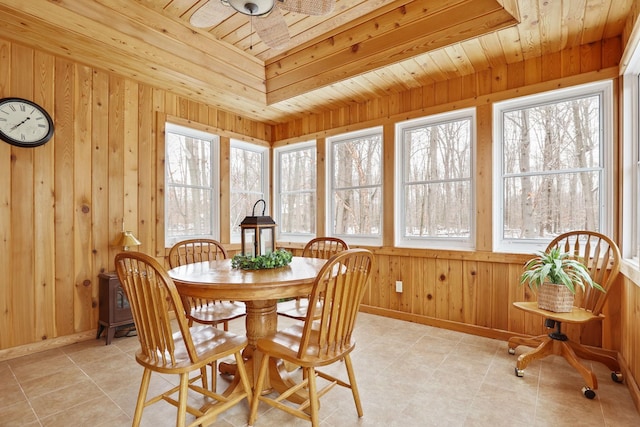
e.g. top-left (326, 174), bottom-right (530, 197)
top-left (114, 251), bottom-right (252, 427)
top-left (248, 248), bottom-right (374, 427)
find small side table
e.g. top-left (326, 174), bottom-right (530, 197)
top-left (97, 272), bottom-right (134, 345)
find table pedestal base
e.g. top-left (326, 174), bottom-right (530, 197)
top-left (218, 299), bottom-right (307, 403)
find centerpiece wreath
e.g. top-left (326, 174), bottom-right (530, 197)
top-left (231, 248), bottom-right (293, 270)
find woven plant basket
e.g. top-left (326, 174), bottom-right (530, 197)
top-left (537, 282), bottom-right (575, 312)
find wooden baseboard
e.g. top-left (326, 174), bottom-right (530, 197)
top-left (0, 330), bottom-right (97, 362)
top-left (359, 305), bottom-right (620, 358)
top-left (360, 305), bottom-right (529, 342)
top-left (619, 353), bottom-right (640, 415)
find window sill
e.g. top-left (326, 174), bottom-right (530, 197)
top-left (620, 258), bottom-right (640, 288)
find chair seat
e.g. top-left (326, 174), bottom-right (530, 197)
top-left (188, 301), bottom-right (246, 325)
top-left (276, 298), bottom-right (322, 320)
top-left (135, 325), bottom-right (248, 373)
top-left (512, 301), bottom-right (604, 324)
top-left (257, 324), bottom-right (355, 367)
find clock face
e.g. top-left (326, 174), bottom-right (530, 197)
top-left (0, 98), bottom-right (54, 148)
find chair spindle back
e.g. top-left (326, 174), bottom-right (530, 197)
top-left (298, 249), bottom-right (373, 359)
top-left (546, 231), bottom-right (620, 315)
top-left (302, 237), bottom-right (349, 259)
top-left (115, 251), bottom-right (197, 366)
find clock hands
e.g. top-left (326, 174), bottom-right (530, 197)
top-left (10, 116), bottom-right (30, 131)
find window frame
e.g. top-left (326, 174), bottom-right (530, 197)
top-left (229, 139), bottom-right (270, 243)
top-left (492, 80), bottom-right (614, 254)
top-left (164, 122), bottom-right (220, 246)
top-left (326, 127), bottom-right (383, 246)
top-left (622, 51), bottom-right (640, 263)
top-left (394, 108), bottom-right (476, 250)
top-left (274, 140), bottom-right (317, 242)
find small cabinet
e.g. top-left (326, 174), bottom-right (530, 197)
top-left (97, 272), bottom-right (134, 345)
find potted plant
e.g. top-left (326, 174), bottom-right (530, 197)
top-left (520, 247), bottom-right (605, 312)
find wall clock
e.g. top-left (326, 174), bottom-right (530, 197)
top-left (0, 97), bottom-right (54, 148)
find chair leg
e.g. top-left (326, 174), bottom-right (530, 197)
top-left (132, 368), bottom-right (152, 427)
top-left (248, 354), bottom-right (270, 426)
top-left (559, 341), bottom-right (598, 390)
top-left (306, 367), bottom-right (320, 427)
top-left (200, 366), bottom-right (208, 389)
top-left (508, 334), bottom-right (546, 352)
top-left (516, 336), bottom-right (555, 372)
top-left (234, 351), bottom-right (252, 405)
top-left (566, 340), bottom-right (621, 372)
top-left (343, 354), bottom-right (363, 417)
top-left (176, 373), bottom-right (189, 427)
top-left (209, 361), bottom-right (217, 391)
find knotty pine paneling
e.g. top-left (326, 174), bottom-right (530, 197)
top-left (342, 250), bottom-right (622, 350)
top-left (0, 40), bottom-right (269, 353)
top-left (621, 277), bottom-right (640, 411)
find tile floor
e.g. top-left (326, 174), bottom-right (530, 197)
top-left (1, 313), bottom-right (639, 427)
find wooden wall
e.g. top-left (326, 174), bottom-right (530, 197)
top-left (0, 30), bottom-right (638, 411)
top-left (0, 39), bottom-right (269, 357)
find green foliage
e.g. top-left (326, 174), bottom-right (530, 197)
top-left (520, 247), bottom-right (605, 294)
top-left (231, 249), bottom-right (293, 270)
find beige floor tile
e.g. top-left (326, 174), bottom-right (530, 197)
top-left (0, 399), bottom-right (39, 426)
top-left (0, 313), bottom-right (638, 426)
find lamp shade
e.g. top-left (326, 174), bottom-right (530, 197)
top-left (112, 231), bottom-right (142, 250)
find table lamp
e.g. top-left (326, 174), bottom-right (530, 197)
top-left (112, 230), bottom-right (141, 251)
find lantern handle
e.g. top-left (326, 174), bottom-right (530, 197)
top-left (252, 199), bottom-right (266, 216)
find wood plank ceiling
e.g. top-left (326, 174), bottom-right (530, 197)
top-left (0, 0), bottom-right (632, 125)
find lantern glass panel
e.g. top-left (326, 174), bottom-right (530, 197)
top-left (260, 227), bottom-right (274, 254)
top-left (242, 228), bottom-right (256, 257)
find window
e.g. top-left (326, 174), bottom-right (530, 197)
top-left (395, 109), bottom-right (475, 249)
top-left (622, 50), bottom-right (640, 262)
top-left (493, 81), bottom-right (613, 253)
top-left (327, 128), bottom-right (383, 245)
top-left (275, 141), bottom-right (316, 240)
top-left (165, 123), bottom-right (219, 245)
top-left (230, 140), bottom-right (269, 242)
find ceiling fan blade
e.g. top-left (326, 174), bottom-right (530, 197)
top-left (189, 0), bottom-right (234, 28)
top-left (254, 6), bottom-right (291, 49)
top-left (276, 0), bottom-right (335, 16)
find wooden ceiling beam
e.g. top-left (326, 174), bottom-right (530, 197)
top-left (265, 0), bottom-right (518, 104)
top-left (0, 0), bottom-right (266, 103)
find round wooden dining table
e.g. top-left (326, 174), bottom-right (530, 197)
top-left (167, 256), bottom-right (326, 397)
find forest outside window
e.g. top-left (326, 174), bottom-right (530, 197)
top-left (230, 140), bottom-right (269, 243)
top-left (165, 123), bottom-right (219, 245)
top-left (327, 128), bottom-right (383, 246)
top-left (493, 81), bottom-right (613, 253)
top-left (395, 109), bottom-right (475, 249)
top-left (274, 141), bottom-right (316, 241)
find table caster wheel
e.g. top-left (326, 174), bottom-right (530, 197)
top-left (611, 372), bottom-right (623, 383)
top-left (515, 367), bottom-right (524, 377)
top-left (508, 347), bottom-right (516, 355)
top-left (582, 387), bottom-right (596, 399)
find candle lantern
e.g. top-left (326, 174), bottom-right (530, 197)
top-left (240, 199), bottom-right (276, 257)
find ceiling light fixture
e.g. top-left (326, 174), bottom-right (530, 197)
top-left (223, 0), bottom-right (275, 16)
